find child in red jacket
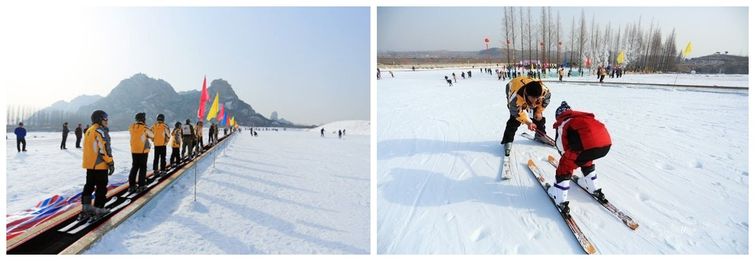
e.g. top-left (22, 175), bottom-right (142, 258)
top-left (548, 101), bottom-right (612, 213)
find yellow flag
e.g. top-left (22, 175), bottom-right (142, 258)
top-left (683, 41), bottom-right (693, 57)
top-left (616, 51), bottom-right (625, 64)
top-left (206, 92), bottom-right (219, 121)
top-left (229, 116), bottom-right (235, 127)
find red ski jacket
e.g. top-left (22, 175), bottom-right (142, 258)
top-left (553, 110), bottom-right (612, 173)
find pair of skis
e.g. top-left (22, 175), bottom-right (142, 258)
top-left (544, 155), bottom-right (639, 231)
top-left (57, 199), bottom-right (132, 234)
top-left (58, 167), bottom-right (176, 235)
top-left (501, 132), bottom-right (638, 254)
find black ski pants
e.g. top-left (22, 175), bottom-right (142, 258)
top-left (170, 147), bottom-right (181, 166)
top-left (501, 115), bottom-right (546, 144)
top-left (16, 138), bottom-right (26, 152)
top-left (153, 146), bottom-right (167, 172)
top-left (129, 153), bottom-right (148, 187)
top-left (82, 169), bottom-right (109, 208)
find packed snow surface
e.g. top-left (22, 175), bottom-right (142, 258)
top-left (7, 128), bottom-right (369, 254)
top-left (312, 120), bottom-right (371, 136)
top-left (377, 69), bottom-right (748, 254)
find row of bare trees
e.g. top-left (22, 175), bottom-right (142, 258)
top-left (6, 105), bottom-right (79, 131)
top-left (501, 7), bottom-right (681, 73)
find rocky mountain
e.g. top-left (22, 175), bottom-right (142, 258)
top-left (23, 73), bottom-right (300, 131)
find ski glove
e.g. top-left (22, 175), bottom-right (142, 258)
top-left (108, 163), bottom-right (115, 176)
top-left (527, 123), bottom-right (537, 131)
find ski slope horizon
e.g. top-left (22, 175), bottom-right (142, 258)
top-left (377, 69), bottom-right (748, 254)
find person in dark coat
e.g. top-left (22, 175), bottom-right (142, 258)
top-left (14, 122), bottom-right (27, 152)
top-left (61, 122), bottom-right (69, 150)
top-left (75, 123), bottom-right (83, 148)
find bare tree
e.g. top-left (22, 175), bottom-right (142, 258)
top-left (570, 16), bottom-right (575, 67)
top-left (520, 7), bottom-right (525, 64)
top-left (502, 8), bottom-right (511, 64)
top-left (578, 9), bottom-right (587, 72)
top-left (528, 7), bottom-right (533, 63)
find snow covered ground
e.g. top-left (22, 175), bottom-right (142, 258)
top-left (312, 120), bottom-right (371, 136)
top-left (377, 69), bottom-right (748, 254)
top-left (6, 126), bottom-right (369, 254)
top-left (383, 66), bottom-right (748, 87)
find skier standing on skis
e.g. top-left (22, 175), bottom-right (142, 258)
top-left (547, 101), bottom-right (612, 213)
top-left (128, 112), bottom-right (154, 193)
top-left (500, 76), bottom-right (551, 155)
top-left (170, 121), bottom-right (183, 166)
top-left (181, 119), bottom-right (195, 160)
top-left (194, 121), bottom-right (204, 154)
top-left (151, 114), bottom-right (170, 177)
top-left (80, 110), bottom-right (113, 218)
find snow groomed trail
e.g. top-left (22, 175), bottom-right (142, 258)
top-left (85, 129), bottom-right (369, 254)
top-left (377, 69), bottom-right (747, 254)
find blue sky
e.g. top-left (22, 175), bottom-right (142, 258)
top-left (378, 7), bottom-right (748, 57)
top-left (5, 7), bottom-right (370, 125)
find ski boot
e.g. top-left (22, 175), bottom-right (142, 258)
top-left (592, 188), bottom-right (608, 204)
top-left (127, 186), bottom-right (138, 194)
top-left (79, 204), bottom-right (94, 221)
top-left (504, 142), bottom-right (512, 157)
top-left (547, 180), bottom-right (571, 215)
top-left (556, 201), bottom-right (571, 217)
top-left (92, 206), bottom-right (109, 219)
top-left (137, 186), bottom-right (147, 193)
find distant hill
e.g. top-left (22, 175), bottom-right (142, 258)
top-left (45, 95), bottom-right (103, 113)
top-left (683, 54), bottom-right (748, 74)
top-left (19, 74), bottom-right (306, 131)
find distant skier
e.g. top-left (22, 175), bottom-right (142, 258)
top-left (338, 129), bottom-right (342, 139)
top-left (452, 72), bottom-right (457, 83)
top-left (461, 72), bottom-right (465, 79)
top-left (377, 68), bottom-right (381, 80)
top-left (152, 114), bottom-right (170, 177)
top-left (181, 119), bottom-right (195, 160)
top-left (597, 66), bottom-right (606, 83)
top-left (250, 127), bottom-right (253, 137)
top-left (467, 70), bottom-right (472, 78)
top-left (500, 76), bottom-right (551, 155)
top-left (558, 66), bottom-right (565, 82)
top-left (321, 128), bottom-right (325, 137)
top-left (14, 122), bottom-right (26, 152)
top-left (170, 122), bottom-right (183, 166)
top-left (80, 110), bottom-right (113, 219)
top-left (390, 71), bottom-right (394, 78)
top-left (75, 123), bottom-right (83, 148)
top-left (195, 121), bottom-right (204, 154)
top-left (445, 76), bottom-right (452, 86)
top-left (60, 122), bottom-right (69, 150)
top-left (213, 123), bottom-right (219, 142)
top-left (343, 129), bottom-right (346, 136)
top-left (209, 123), bottom-right (216, 144)
top-left (547, 102), bottom-right (612, 213)
top-left (129, 112), bottom-right (154, 193)
top-left (412, 66), bottom-right (416, 71)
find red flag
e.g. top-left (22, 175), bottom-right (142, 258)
top-left (216, 104), bottom-right (225, 123)
top-left (197, 76), bottom-right (210, 119)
